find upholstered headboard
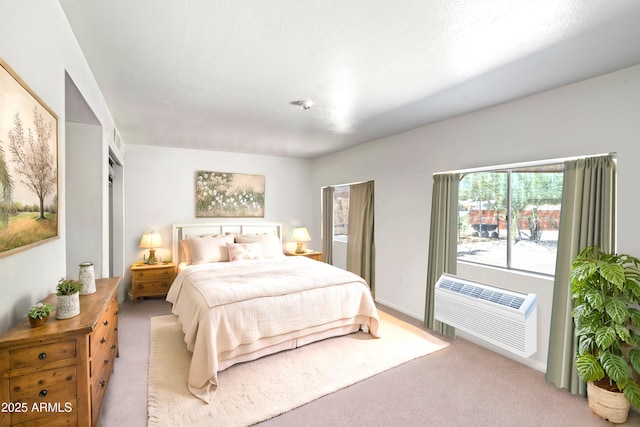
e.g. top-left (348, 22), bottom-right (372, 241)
top-left (172, 222), bottom-right (282, 264)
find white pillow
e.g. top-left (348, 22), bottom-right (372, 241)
top-left (226, 242), bottom-right (264, 261)
top-left (186, 234), bottom-right (235, 264)
top-left (235, 234), bottom-right (283, 258)
top-left (179, 239), bottom-right (192, 265)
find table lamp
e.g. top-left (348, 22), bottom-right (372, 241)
top-left (140, 231), bottom-right (163, 264)
top-left (291, 227), bottom-right (311, 254)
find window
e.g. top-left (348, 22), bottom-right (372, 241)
top-left (457, 163), bottom-right (563, 275)
top-left (333, 185), bottom-right (349, 242)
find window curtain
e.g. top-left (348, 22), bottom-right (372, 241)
top-left (346, 181), bottom-right (375, 296)
top-left (546, 155), bottom-right (616, 395)
top-left (424, 173), bottom-right (459, 338)
top-left (321, 186), bottom-right (335, 265)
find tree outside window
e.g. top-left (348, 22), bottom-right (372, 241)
top-left (457, 164), bottom-right (563, 275)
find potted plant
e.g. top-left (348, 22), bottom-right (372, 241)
top-left (571, 245), bottom-right (640, 423)
top-left (56, 278), bottom-right (82, 320)
top-left (27, 302), bottom-right (54, 327)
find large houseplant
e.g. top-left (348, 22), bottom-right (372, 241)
top-left (571, 246), bottom-right (640, 422)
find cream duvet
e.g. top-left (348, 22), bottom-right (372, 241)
top-left (166, 256), bottom-right (379, 402)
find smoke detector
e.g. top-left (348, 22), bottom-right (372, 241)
top-left (291, 99), bottom-right (314, 110)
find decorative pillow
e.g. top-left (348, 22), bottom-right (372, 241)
top-left (235, 234), bottom-right (283, 258)
top-left (187, 234), bottom-right (235, 264)
top-left (179, 239), bottom-right (192, 265)
top-left (226, 242), bottom-right (264, 261)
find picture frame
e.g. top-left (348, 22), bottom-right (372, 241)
top-left (195, 170), bottom-right (265, 218)
top-left (0, 58), bottom-right (59, 257)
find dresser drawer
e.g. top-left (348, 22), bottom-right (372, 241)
top-left (133, 280), bottom-right (172, 294)
top-left (90, 352), bottom-right (115, 425)
top-left (9, 340), bottom-right (76, 370)
top-left (90, 300), bottom-right (118, 357)
top-left (9, 365), bottom-right (77, 425)
top-left (12, 411), bottom-right (77, 427)
top-left (90, 329), bottom-right (117, 378)
top-left (133, 267), bottom-right (173, 281)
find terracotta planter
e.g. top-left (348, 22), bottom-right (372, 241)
top-left (56, 293), bottom-right (80, 319)
top-left (28, 314), bottom-right (49, 327)
top-left (587, 381), bottom-right (630, 424)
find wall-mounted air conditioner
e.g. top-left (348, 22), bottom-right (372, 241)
top-left (434, 274), bottom-right (537, 358)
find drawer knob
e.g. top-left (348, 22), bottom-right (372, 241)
top-left (104, 359), bottom-right (109, 365)
top-left (99, 380), bottom-right (106, 388)
top-left (111, 344), bottom-right (117, 350)
top-left (38, 352), bottom-right (47, 360)
top-left (39, 389), bottom-right (48, 398)
top-left (162, 282), bottom-right (169, 287)
top-left (103, 320), bottom-right (109, 326)
top-left (100, 337), bottom-right (106, 344)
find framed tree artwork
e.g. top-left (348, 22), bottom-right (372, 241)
top-left (195, 171), bottom-right (265, 217)
top-left (0, 58), bottom-right (59, 257)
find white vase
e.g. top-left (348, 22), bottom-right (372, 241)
top-left (78, 262), bottom-right (96, 295)
top-left (56, 293), bottom-right (80, 319)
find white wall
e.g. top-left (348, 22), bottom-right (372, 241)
top-left (121, 144), bottom-right (312, 301)
top-left (65, 122), bottom-right (105, 277)
top-left (311, 64), bottom-right (640, 371)
top-left (0, 1), bottom-right (116, 333)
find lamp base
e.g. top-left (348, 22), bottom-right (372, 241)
top-left (295, 242), bottom-right (305, 254)
top-left (146, 248), bottom-right (158, 265)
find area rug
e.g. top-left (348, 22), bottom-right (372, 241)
top-left (147, 311), bottom-right (449, 426)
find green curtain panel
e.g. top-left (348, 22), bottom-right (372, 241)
top-left (546, 155), bottom-right (616, 395)
top-left (321, 186), bottom-right (335, 265)
top-left (424, 173), bottom-right (459, 338)
top-left (346, 181), bottom-right (375, 296)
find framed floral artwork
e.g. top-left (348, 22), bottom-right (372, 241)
top-left (195, 171), bottom-right (265, 217)
top-left (0, 58), bottom-right (58, 257)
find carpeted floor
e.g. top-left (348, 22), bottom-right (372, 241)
top-left (99, 298), bottom-right (640, 426)
top-left (147, 311), bottom-right (449, 426)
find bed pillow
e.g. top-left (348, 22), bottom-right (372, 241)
top-left (235, 234), bottom-right (283, 258)
top-left (179, 239), bottom-right (192, 265)
top-left (187, 234), bottom-right (235, 264)
top-left (226, 242), bottom-right (264, 261)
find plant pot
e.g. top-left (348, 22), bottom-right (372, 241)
top-left (56, 293), bottom-right (80, 319)
top-left (587, 381), bottom-right (630, 424)
top-left (28, 314), bottom-right (49, 327)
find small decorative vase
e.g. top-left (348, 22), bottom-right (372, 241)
top-left (29, 315), bottom-right (49, 327)
top-left (78, 262), bottom-right (96, 295)
top-left (56, 293), bottom-right (80, 319)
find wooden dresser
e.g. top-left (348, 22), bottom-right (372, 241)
top-left (129, 262), bottom-right (175, 301)
top-left (0, 277), bottom-right (120, 427)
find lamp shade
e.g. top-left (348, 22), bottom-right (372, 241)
top-left (139, 232), bottom-right (163, 249)
top-left (291, 227), bottom-right (311, 242)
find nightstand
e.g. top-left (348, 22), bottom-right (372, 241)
top-left (285, 251), bottom-right (323, 262)
top-left (129, 262), bottom-right (176, 301)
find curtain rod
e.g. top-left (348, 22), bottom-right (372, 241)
top-left (434, 152), bottom-right (616, 176)
top-left (322, 180), bottom-right (372, 189)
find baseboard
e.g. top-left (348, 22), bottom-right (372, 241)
top-left (374, 298), bottom-right (424, 322)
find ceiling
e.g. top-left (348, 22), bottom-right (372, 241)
top-left (59, 1), bottom-right (640, 159)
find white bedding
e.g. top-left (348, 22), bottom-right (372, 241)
top-left (166, 256), bottom-right (380, 402)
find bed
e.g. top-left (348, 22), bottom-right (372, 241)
top-left (167, 222), bottom-right (380, 402)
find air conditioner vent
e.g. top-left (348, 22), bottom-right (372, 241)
top-left (439, 278), bottom-right (527, 310)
